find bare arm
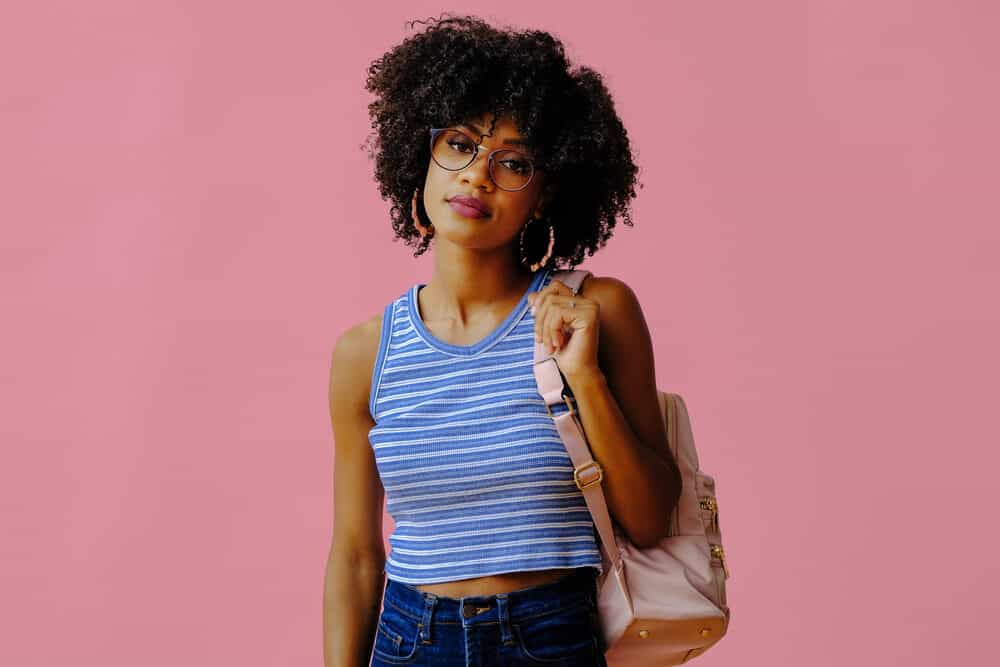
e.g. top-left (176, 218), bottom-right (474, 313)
top-left (533, 274), bottom-right (681, 549)
top-left (323, 317), bottom-right (387, 667)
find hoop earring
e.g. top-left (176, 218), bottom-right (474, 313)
top-left (519, 214), bottom-right (555, 272)
top-left (412, 189), bottom-right (433, 239)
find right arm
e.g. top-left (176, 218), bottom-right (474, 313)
top-left (323, 316), bottom-right (387, 667)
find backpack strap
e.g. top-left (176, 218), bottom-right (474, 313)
top-left (532, 269), bottom-right (626, 580)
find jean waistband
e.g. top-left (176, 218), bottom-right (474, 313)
top-left (381, 566), bottom-right (599, 628)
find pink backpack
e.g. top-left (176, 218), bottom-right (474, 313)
top-left (533, 269), bottom-right (731, 665)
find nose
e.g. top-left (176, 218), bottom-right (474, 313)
top-left (458, 148), bottom-right (494, 191)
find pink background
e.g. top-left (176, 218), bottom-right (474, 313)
top-left (2, 1), bottom-right (997, 665)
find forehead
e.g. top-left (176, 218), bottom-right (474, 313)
top-left (458, 116), bottom-right (532, 148)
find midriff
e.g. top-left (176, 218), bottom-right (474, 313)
top-left (413, 567), bottom-right (579, 598)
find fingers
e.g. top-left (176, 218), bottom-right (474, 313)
top-left (531, 281), bottom-right (577, 353)
top-left (535, 296), bottom-right (577, 353)
top-left (541, 300), bottom-right (564, 353)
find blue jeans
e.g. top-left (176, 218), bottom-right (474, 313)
top-left (370, 567), bottom-right (607, 666)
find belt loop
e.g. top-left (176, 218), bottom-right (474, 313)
top-left (419, 594), bottom-right (437, 645)
top-left (495, 593), bottom-right (514, 646)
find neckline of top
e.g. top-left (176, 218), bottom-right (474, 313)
top-left (407, 268), bottom-right (550, 356)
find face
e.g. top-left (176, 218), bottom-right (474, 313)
top-left (421, 113), bottom-right (550, 251)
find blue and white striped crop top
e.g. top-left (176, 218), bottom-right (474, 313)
top-left (367, 267), bottom-right (603, 585)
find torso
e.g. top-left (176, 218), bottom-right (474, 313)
top-left (361, 273), bottom-right (591, 598)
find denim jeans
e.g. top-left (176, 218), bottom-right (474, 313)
top-left (370, 566), bottom-right (607, 666)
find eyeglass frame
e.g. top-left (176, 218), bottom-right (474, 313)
top-left (428, 127), bottom-right (540, 192)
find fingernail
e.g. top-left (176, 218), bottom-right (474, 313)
top-left (530, 306), bottom-right (536, 315)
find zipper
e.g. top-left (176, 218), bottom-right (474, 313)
top-left (709, 543), bottom-right (730, 579)
top-left (699, 496), bottom-right (719, 533)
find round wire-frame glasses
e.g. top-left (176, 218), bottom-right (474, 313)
top-left (428, 127), bottom-right (538, 192)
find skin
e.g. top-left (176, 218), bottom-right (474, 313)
top-left (323, 112), bottom-right (681, 665)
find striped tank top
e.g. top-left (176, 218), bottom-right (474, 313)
top-left (367, 267), bottom-right (603, 585)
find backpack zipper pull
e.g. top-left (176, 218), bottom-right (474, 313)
top-left (710, 543), bottom-right (730, 579)
top-left (700, 496), bottom-right (719, 533)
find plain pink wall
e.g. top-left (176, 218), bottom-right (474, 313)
top-left (2, 1), bottom-right (997, 665)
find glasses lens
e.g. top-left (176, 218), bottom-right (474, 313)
top-left (431, 129), bottom-right (478, 170)
top-left (431, 129), bottom-right (534, 190)
top-left (491, 149), bottom-right (534, 190)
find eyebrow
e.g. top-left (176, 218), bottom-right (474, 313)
top-left (459, 123), bottom-right (533, 148)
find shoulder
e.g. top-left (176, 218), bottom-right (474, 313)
top-left (545, 270), bottom-right (644, 330)
top-left (576, 273), bottom-right (639, 310)
top-left (576, 273), bottom-right (645, 337)
top-left (343, 311), bottom-right (384, 352)
top-left (575, 272), bottom-right (651, 368)
top-left (329, 311), bottom-right (386, 411)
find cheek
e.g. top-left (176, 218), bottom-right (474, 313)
top-left (422, 169), bottom-right (449, 203)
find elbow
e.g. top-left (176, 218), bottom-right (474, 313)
top-left (630, 534), bottom-right (661, 551)
top-left (630, 490), bottom-right (678, 549)
top-left (629, 520), bottom-right (670, 550)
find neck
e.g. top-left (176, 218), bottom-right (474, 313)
top-left (419, 244), bottom-right (539, 327)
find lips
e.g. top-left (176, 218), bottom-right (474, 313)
top-left (448, 195), bottom-right (490, 216)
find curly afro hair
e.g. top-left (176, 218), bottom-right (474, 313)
top-left (362, 13), bottom-right (642, 269)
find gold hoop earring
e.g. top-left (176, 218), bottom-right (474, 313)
top-left (519, 214), bottom-right (555, 272)
top-left (412, 189), bottom-right (433, 239)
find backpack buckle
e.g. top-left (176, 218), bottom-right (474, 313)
top-left (544, 392), bottom-right (576, 418)
top-left (574, 460), bottom-right (604, 491)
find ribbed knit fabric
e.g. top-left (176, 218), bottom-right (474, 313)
top-left (367, 267), bottom-right (603, 585)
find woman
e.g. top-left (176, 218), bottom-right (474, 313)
top-left (324, 14), bottom-right (681, 667)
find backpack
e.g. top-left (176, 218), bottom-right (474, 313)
top-left (533, 269), bottom-right (731, 665)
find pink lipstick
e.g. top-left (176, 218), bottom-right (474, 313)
top-left (447, 195), bottom-right (490, 219)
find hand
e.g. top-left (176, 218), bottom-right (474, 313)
top-left (527, 278), bottom-right (601, 380)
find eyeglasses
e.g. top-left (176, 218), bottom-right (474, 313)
top-left (429, 127), bottom-right (538, 192)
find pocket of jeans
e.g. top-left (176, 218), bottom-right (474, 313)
top-left (371, 603), bottom-right (421, 664)
top-left (512, 600), bottom-right (600, 664)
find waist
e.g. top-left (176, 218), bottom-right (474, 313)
top-left (383, 566), bottom-right (598, 624)
top-left (412, 566), bottom-right (580, 597)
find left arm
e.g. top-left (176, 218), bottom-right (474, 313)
top-left (529, 274), bottom-right (682, 549)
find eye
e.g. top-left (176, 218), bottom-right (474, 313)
top-left (446, 137), bottom-right (475, 154)
top-left (499, 158), bottom-right (532, 175)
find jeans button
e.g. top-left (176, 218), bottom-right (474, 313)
top-left (462, 603), bottom-right (489, 618)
